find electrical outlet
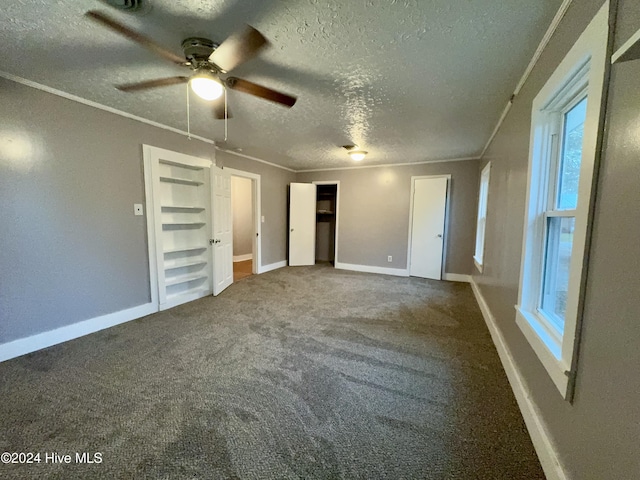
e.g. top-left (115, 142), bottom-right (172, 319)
top-left (387, 255), bottom-right (392, 262)
top-left (134, 204), bottom-right (144, 216)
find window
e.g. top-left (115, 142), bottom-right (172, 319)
top-left (474, 162), bottom-right (491, 271)
top-left (516, 3), bottom-right (608, 399)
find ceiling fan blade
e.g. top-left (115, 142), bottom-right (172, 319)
top-left (225, 77), bottom-right (297, 108)
top-left (208, 25), bottom-right (268, 73)
top-left (86, 10), bottom-right (186, 65)
top-left (116, 76), bottom-right (189, 92)
top-left (212, 97), bottom-right (233, 119)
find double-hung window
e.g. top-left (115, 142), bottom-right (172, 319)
top-left (516, 2), bottom-right (608, 399)
top-left (474, 163), bottom-right (491, 271)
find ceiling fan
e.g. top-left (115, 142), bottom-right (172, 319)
top-left (85, 10), bottom-right (297, 119)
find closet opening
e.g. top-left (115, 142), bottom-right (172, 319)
top-left (315, 183), bottom-right (338, 266)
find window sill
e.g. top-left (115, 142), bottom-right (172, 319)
top-left (515, 306), bottom-right (570, 399)
top-left (473, 256), bottom-right (483, 273)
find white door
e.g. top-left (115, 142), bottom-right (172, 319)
top-left (409, 177), bottom-right (448, 280)
top-left (212, 166), bottom-right (233, 295)
top-left (289, 183), bottom-right (317, 266)
top-left (144, 145), bottom-right (213, 311)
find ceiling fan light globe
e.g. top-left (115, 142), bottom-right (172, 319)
top-left (190, 76), bottom-right (223, 101)
top-left (349, 150), bottom-right (367, 161)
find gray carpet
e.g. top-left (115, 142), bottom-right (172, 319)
top-left (0, 264), bottom-right (544, 479)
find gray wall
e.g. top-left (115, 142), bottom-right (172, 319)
top-left (0, 78), bottom-right (293, 344)
top-left (297, 160), bottom-right (479, 274)
top-left (231, 176), bottom-right (253, 257)
top-left (474, 0), bottom-right (640, 478)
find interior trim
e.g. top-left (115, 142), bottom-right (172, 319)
top-left (334, 262), bottom-right (409, 277)
top-left (442, 273), bottom-right (471, 283)
top-left (0, 303), bottom-right (157, 363)
top-left (470, 278), bottom-right (569, 480)
top-left (481, 0), bottom-right (574, 157)
top-left (0, 71), bottom-right (216, 145)
top-left (297, 156), bottom-right (480, 173)
top-left (259, 260), bottom-right (287, 274)
top-left (216, 148), bottom-right (296, 172)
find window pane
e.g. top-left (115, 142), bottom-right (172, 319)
top-left (541, 216), bottom-right (575, 331)
top-left (557, 97), bottom-right (587, 210)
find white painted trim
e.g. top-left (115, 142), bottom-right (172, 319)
top-left (312, 180), bottom-right (340, 265)
top-left (334, 262), bottom-right (409, 277)
top-left (473, 256), bottom-right (484, 273)
top-left (407, 175), bottom-right (451, 280)
top-left (216, 148), bottom-right (296, 172)
top-left (0, 303), bottom-right (156, 363)
top-left (480, 0), bottom-right (574, 157)
top-left (226, 167), bottom-right (262, 275)
top-left (442, 273), bottom-right (471, 283)
top-left (142, 146), bottom-right (159, 310)
top-left (297, 156), bottom-right (479, 173)
top-left (233, 254), bottom-right (253, 262)
top-left (470, 279), bottom-right (569, 480)
top-left (259, 260), bottom-right (287, 274)
top-left (612, 26), bottom-right (640, 63)
top-left (0, 71), bottom-right (216, 145)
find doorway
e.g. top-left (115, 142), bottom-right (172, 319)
top-left (227, 168), bottom-right (261, 282)
top-left (408, 175), bottom-right (449, 280)
top-left (288, 181), bottom-right (340, 267)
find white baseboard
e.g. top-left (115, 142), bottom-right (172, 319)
top-left (233, 254), bottom-right (253, 262)
top-left (258, 260), bottom-right (287, 274)
top-left (0, 303), bottom-right (157, 363)
top-left (470, 278), bottom-right (568, 480)
top-left (334, 262), bottom-right (409, 277)
top-left (443, 273), bottom-right (471, 283)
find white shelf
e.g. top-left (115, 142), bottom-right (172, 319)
top-left (164, 260), bottom-right (207, 271)
top-left (159, 176), bottom-right (203, 186)
top-left (161, 205), bottom-right (205, 212)
top-left (166, 286), bottom-right (209, 301)
top-left (159, 159), bottom-right (204, 170)
top-left (163, 246), bottom-right (208, 254)
top-left (165, 273), bottom-right (208, 287)
top-left (162, 222), bottom-right (205, 227)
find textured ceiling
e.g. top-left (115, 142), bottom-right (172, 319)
top-left (0, 0), bottom-right (562, 170)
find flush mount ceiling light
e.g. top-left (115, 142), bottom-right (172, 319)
top-left (343, 145), bottom-right (367, 161)
top-left (190, 72), bottom-right (224, 101)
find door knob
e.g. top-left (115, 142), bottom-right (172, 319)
top-left (437, 234), bottom-right (442, 238)
top-left (291, 228), bottom-right (294, 232)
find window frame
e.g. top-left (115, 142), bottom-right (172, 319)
top-left (474, 162), bottom-right (491, 272)
top-left (516, 2), bottom-right (608, 399)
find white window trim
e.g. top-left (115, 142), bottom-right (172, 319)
top-left (516, 2), bottom-right (608, 399)
top-left (474, 162), bottom-right (491, 272)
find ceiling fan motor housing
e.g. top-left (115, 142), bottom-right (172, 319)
top-left (182, 38), bottom-right (220, 69)
top-left (103, 0), bottom-right (142, 11)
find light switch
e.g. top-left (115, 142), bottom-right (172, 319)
top-left (134, 204), bottom-right (144, 216)
top-left (261, 215), bottom-right (265, 223)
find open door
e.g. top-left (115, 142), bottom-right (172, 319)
top-left (409, 176), bottom-right (448, 280)
top-left (212, 166), bottom-right (233, 295)
top-left (289, 183), bottom-right (317, 266)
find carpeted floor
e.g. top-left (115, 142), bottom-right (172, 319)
top-left (0, 265), bottom-right (544, 479)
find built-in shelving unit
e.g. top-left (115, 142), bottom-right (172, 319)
top-left (612, 28), bottom-right (640, 64)
top-left (154, 153), bottom-right (212, 308)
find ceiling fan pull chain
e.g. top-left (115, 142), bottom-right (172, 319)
top-left (224, 88), bottom-right (228, 142)
top-left (186, 84), bottom-right (192, 140)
